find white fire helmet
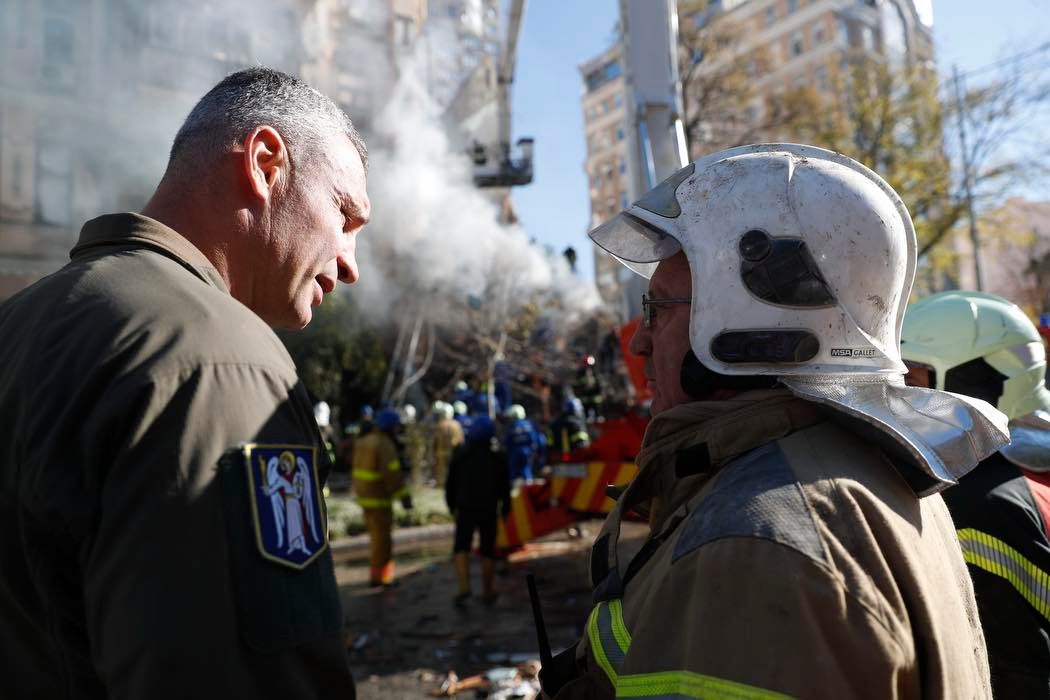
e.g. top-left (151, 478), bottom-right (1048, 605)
top-left (505, 404), bottom-right (526, 421)
top-left (591, 143), bottom-right (912, 376)
top-left (591, 143), bottom-right (1008, 493)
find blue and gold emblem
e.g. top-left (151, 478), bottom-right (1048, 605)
top-left (244, 444), bottom-right (328, 569)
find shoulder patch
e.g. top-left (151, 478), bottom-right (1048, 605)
top-left (244, 444), bottom-right (328, 569)
top-left (672, 442), bottom-right (826, 564)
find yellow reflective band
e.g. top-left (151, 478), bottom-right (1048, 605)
top-left (958, 528), bottom-right (1050, 621)
top-left (387, 460), bottom-right (401, 472)
top-left (352, 469), bottom-right (382, 482)
top-left (616, 670), bottom-right (792, 699)
top-left (587, 600), bottom-right (632, 686)
top-left (355, 497), bottom-right (392, 508)
top-left (609, 599), bottom-right (632, 654)
top-left (587, 604), bottom-right (618, 684)
top-left (392, 487), bottom-right (409, 499)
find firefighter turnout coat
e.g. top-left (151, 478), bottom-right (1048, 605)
top-left (550, 390), bottom-right (990, 699)
top-left (942, 451), bottom-right (1050, 695)
top-left (352, 431), bottom-right (405, 509)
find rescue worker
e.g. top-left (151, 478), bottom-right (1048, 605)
top-left (573, 355), bottom-right (604, 420)
top-left (445, 416), bottom-right (512, 607)
top-left (0, 68), bottom-right (367, 698)
top-left (453, 399), bottom-right (473, 434)
top-left (338, 404), bottom-right (374, 476)
top-left (540, 144), bottom-right (1009, 698)
top-left (549, 397), bottom-right (590, 462)
top-left (454, 380), bottom-right (475, 408)
top-left (431, 401), bottom-right (465, 486)
top-left (314, 400), bottom-right (337, 467)
top-left (504, 404), bottom-right (540, 482)
top-left (901, 291), bottom-right (1050, 696)
top-left (352, 408), bottom-right (410, 587)
top-left (493, 361), bottom-right (513, 414)
top-left (401, 403), bottom-right (428, 486)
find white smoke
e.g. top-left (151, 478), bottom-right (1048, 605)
top-left (350, 32), bottom-right (600, 329)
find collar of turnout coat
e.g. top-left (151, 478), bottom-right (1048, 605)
top-left (629, 390), bottom-right (822, 531)
top-left (71, 213), bottom-right (229, 292)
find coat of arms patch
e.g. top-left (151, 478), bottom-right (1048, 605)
top-left (244, 444), bottom-right (328, 569)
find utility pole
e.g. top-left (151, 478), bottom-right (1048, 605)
top-left (952, 64), bottom-right (984, 291)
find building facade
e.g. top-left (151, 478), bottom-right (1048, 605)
top-left (676, 0), bottom-right (934, 159)
top-left (953, 198), bottom-right (1050, 316)
top-left (579, 44), bottom-right (634, 312)
top-left (581, 0), bottom-right (935, 319)
top-left (0, 0), bottom-right (441, 301)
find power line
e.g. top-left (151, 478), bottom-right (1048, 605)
top-left (951, 39), bottom-right (1050, 81)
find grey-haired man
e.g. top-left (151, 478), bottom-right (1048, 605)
top-left (0, 68), bottom-right (368, 698)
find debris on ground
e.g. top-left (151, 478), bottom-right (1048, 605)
top-left (428, 660), bottom-right (541, 698)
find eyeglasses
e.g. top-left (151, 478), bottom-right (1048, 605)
top-left (641, 293), bottom-right (691, 328)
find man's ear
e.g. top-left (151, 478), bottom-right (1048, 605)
top-left (241, 126), bottom-right (288, 202)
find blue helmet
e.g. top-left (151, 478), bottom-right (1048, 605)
top-left (375, 408), bottom-right (401, 432)
top-left (360, 404), bottom-right (375, 420)
top-left (467, 416), bottom-right (496, 443)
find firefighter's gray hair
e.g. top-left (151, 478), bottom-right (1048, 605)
top-left (167, 67), bottom-right (368, 178)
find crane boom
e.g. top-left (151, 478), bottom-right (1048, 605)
top-left (473, 0), bottom-right (533, 189)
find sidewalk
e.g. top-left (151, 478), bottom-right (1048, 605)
top-left (331, 522), bottom-right (456, 563)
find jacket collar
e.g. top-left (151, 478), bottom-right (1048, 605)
top-left (71, 213), bottom-right (229, 293)
top-left (636, 390), bottom-right (818, 486)
top-left (589, 390), bottom-right (822, 601)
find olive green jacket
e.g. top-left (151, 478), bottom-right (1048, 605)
top-left (0, 214), bottom-right (353, 698)
top-left (553, 391), bottom-right (990, 699)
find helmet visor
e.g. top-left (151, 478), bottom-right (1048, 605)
top-left (588, 211), bottom-right (681, 280)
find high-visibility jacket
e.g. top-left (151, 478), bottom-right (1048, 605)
top-left (352, 431), bottom-right (404, 509)
top-left (548, 390), bottom-right (991, 699)
top-left (942, 451), bottom-right (1050, 696)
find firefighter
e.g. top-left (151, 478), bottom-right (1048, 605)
top-left (445, 416), bottom-right (511, 607)
top-left (540, 144), bottom-right (1009, 698)
top-left (503, 404), bottom-right (540, 483)
top-left (452, 400), bottom-right (473, 434)
top-left (401, 403), bottom-right (428, 486)
top-left (338, 404), bottom-right (374, 476)
top-left (572, 355), bottom-right (604, 419)
top-left (454, 380), bottom-right (475, 409)
top-left (549, 397), bottom-right (590, 461)
top-left (901, 291), bottom-right (1050, 696)
top-left (431, 401), bottom-right (465, 486)
top-left (353, 408), bottom-right (411, 587)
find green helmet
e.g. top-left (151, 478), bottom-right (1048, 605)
top-left (901, 291), bottom-right (1050, 420)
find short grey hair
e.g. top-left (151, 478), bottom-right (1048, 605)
top-left (167, 67), bottom-right (368, 179)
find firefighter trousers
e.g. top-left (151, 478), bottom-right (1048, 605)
top-left (363, 507), bottom-right (395, 584)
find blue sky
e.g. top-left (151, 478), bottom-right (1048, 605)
top-left (510, 0), bottom-right (1050, 282)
